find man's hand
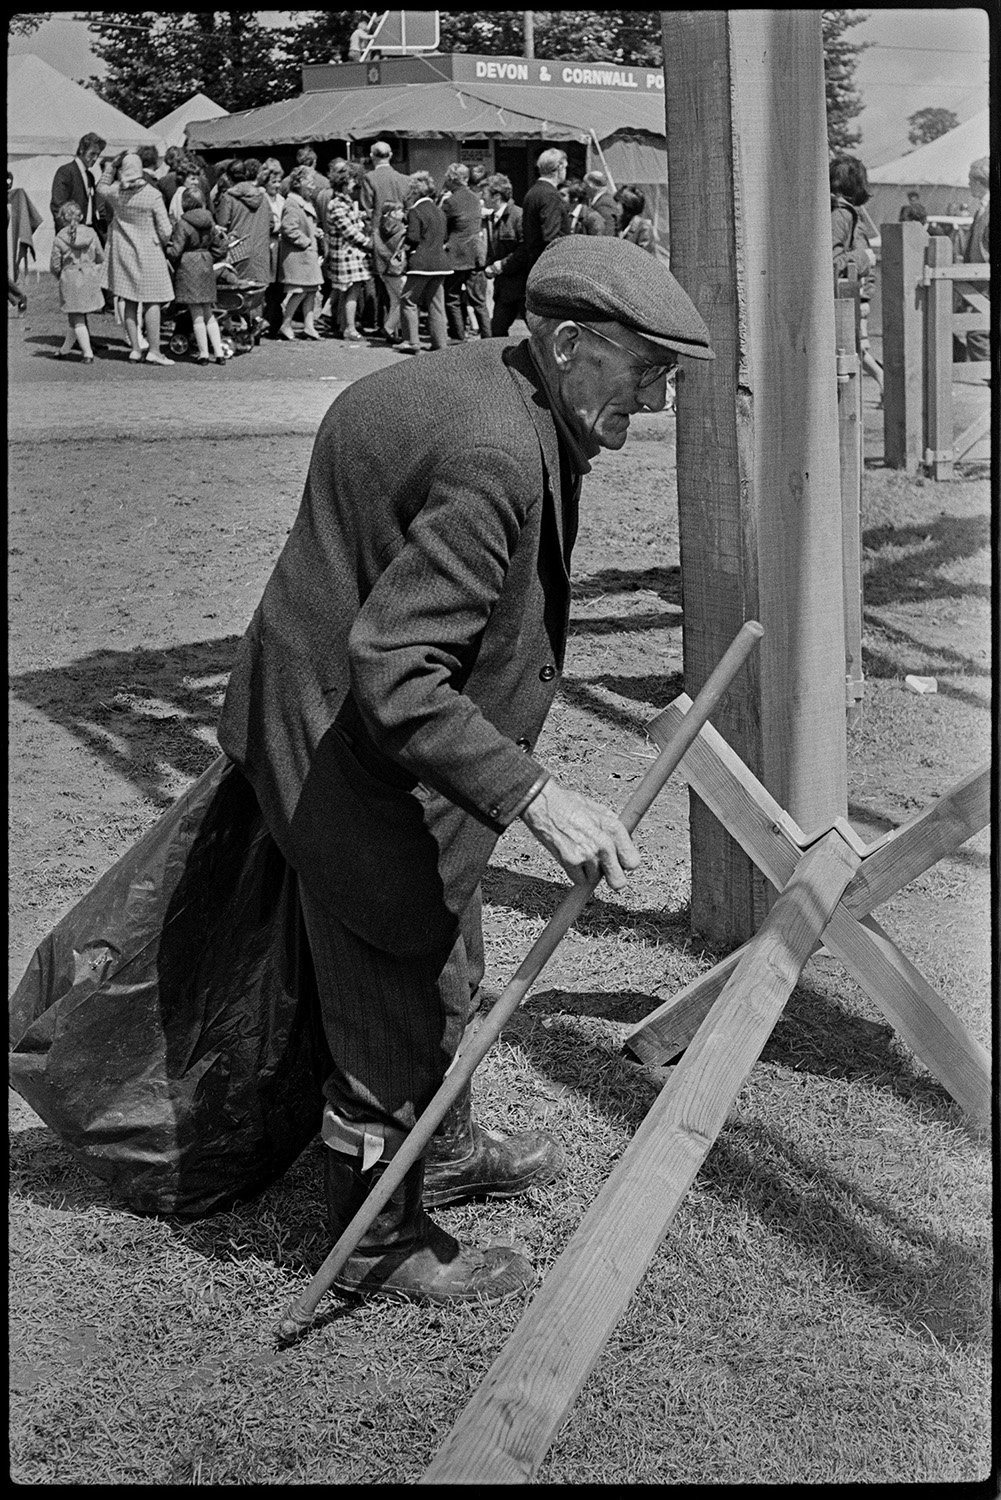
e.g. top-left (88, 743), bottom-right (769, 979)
top-left (520, 779), bottom-right (640, 891)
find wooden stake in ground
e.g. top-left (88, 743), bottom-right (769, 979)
top-left (420, 830), bottom-right (861, 1484)
top-left (275, 622), bottom-right (763, 1346)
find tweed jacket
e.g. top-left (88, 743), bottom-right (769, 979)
top-left (218, 338), bottom-right (582, 956)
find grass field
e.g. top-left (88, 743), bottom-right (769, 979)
top-left (7, 334), bottom-right (993, 1483)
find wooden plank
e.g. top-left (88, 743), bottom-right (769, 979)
top-left (924, 235), bottom-right (955, 479)
top-left (842, 765), bottom-right (990, 916)
top-left (880, 221), bottom-right (927, 472)
top-left (663, 9), bottom-right (846, 948)
top-left (421, 833), bottom-right (860, 1485)
top-left (823, 910), bottom-right (991, 1125)
top-left (624, 946), bottom-right (744, 1066)
top-left (953, 409), bottom-right (991, 461)
top-left (953, 308), bottom-right (989, 331)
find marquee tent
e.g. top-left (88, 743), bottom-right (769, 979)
top-left (7, 53), bottom-right (160, 269)
top-left (148, 93), bottom-right (228, 151)
top-left (186, 53), bottom-right (671, 248)
top-left (865, 108), bottom-right (990, 225)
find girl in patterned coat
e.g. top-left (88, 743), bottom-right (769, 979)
top-left (50, 201), bottom-right (104, 362)
top-left (322, 162), bottom-right (373, 341)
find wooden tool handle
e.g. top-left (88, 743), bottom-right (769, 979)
top-left (276, 620), bottom-right (763, 1344)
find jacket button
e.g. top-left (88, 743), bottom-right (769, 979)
top-left (488, 805), bottom-right (500, 820)
top-left (539, 663), bottom-right (556, 682)
top-left (516, 737), bottom-right (531, 751)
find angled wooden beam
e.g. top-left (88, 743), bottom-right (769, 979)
top-left (625, 703), bottom-right (991, 1121)
top-left (841, 764), bottom-right (989, 917)
top-left (421, 832), bottom-right (859, 1486)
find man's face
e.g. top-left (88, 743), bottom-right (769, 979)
top-left (80, 145), bottom-right (101, 170)
top-left (553, 321), bottom-right (676, 451)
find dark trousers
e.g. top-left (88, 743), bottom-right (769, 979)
top-left (298, 879), bottom-right (484, 1135)
top-left (444, 267), bottom-right (472, 341)
top-left (465, 268), bottom-right (491, 338)
top-left (491, 282), bottom-right (527, 338)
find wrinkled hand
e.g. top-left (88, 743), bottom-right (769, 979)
top-left (520, 779), bottom-right (640, 892)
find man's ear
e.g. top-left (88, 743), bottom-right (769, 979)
top-left (552, 320), bottom-right (581, 371)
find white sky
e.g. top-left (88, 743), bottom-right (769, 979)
top-left (8, 9), bottom-right (993, 167)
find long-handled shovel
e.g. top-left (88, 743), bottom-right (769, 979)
top-left (276, 619), bottom-right (763, 1345)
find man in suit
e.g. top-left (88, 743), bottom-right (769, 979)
top-left (217, 235), bottom-right (714, 1307)
top-left (50, 132), bottom-right (107, 245)
top-left (358, 139), bottom-right (412, 339)
top-left (440, 162), bottom-right (483, 342)
top-left (584, 169), bottom-right (621, 235)
top-left (482, 172), bottom-right (526, 336)
top-left (519, 147), bottom-right (570, 272)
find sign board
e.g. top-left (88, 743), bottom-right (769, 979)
top-left (368, 11), bottom-right (440, 55)
top-left (451, 54), bottom-right (665, 92)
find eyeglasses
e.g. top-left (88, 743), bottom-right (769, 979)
top-left (576, 324), bottom-right (677, 391)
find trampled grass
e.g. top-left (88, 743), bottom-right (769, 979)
top-left (8, 413), bottom-right (993, 1483)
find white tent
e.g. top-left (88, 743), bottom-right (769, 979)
top-left (866, 108), bottom-right (990, 226)
top-left (7, 53), bottom-right (160, 270)
top-left (148, 93), bottom-right (228, 151)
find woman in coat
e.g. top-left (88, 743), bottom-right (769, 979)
top-left (214, 158), bottom-right (273, 287)
top-left (615, 185), bottom-right (656, 255)
top-left (398, 170), bottom-right (450, 354)
top-left (96, 151), bottom-right (175, 364)
top-left (166, 184), bottom-right (229, 364)
top-left (323, 161), bottom-right (373, 341)
top-left (277, 165), bottom-right (323, 340)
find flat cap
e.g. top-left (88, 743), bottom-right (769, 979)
top-left (525, 235), bottom-right (714, 360)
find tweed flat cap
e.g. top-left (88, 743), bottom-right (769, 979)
top-left (526, 235), bottom-right (714, 359)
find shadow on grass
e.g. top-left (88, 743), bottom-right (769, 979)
top-left (9, 637), bottom-right (243, 807)
top-left (572, 563), bottom-right (681, 605)
top-left (481, 864), bottom-right (693, 946)
top-left (862, 512), bottom-right (989, 608)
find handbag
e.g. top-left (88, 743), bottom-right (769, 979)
top-left (8, 755), bottom-right (329, 1218)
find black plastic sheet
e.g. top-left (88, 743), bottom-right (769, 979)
top-left (8, 755), bottom-right (329, 1218)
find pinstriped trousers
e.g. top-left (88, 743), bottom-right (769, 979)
top-left (298, 879), bottom-right (484, 1137)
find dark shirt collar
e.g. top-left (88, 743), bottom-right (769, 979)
top-left (525, 340), bottom-right (595, 475)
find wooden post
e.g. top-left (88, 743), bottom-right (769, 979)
top-left (662, 11), bottom-right (847, 947)
top-left (835, 277), bottom-right (863, 726)
top-left (881, 221), bottom-right (927, 471)
top-left (924, 234), bottom-right (955, 480)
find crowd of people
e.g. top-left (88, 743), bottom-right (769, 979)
top-left (36, 133), bottom-right (660, 369)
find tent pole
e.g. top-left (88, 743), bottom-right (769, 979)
top-left (589, 130), bottom-right (616, 193)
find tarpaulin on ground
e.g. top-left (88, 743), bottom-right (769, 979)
top-left (8, 755), bottom-right (329, 1220)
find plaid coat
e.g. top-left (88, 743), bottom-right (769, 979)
top-left (218, 338), bottom-right (582, 956)
top-left (323, 192), bottom-right (373, 289)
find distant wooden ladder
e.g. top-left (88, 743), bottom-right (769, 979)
top-left (420, 698), bottom-right (990, 1485)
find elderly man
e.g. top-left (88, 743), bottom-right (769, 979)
top-left (217, 235), bottom-right (713, 1305)
top-left (358, 140), bottom-right (412, 340)
top-left (50, 132), bottom-right (107, 245)
top-left (584, 169), bottom-right (621, 235)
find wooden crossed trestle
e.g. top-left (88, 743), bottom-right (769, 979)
top-left (421, 697), bottom-right (991, 1485)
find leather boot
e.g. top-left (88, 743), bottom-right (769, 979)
top-left (423, 1084), bottom-right (563, 1209)
top-left (323, 1151), bottom-right (535, 1305)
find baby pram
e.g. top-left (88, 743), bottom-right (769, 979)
top-left (163, 232), bottom-right (268, 359)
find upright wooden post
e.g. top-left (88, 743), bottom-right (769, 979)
top-left (835, 277), bottom-right (864, 726)
top-left (881, 221), bottom-right (927, 471)
top-left (924, 234), bottom-right (955, 480)
top-left (662, 11), bottom-right (847, 946)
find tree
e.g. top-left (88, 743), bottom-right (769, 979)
top-left (907, 106), bottom-right (959, 147)
top-left (8, 14), bottom-right (51, 37)
top-left (820, 10), bottom-right (868, 155)
top-left (82, 11), bottom-right (304, 124)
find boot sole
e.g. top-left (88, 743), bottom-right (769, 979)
top-left (422, 1160), bottom-right (560, 1209)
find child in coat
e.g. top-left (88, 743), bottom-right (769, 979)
top-left (166, 185), bottom-right (229, 365)
top-left (50, 201), bottom-right (105, 362)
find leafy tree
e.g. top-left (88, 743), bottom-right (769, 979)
top-left (820, 10), bottom-right (868, 155)
top-left (82, 11), bottom-right (304, 124)
top-left (907, 106), bottom-right (959, 147)
top-left (8, 14), bottom-right (52, 37)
